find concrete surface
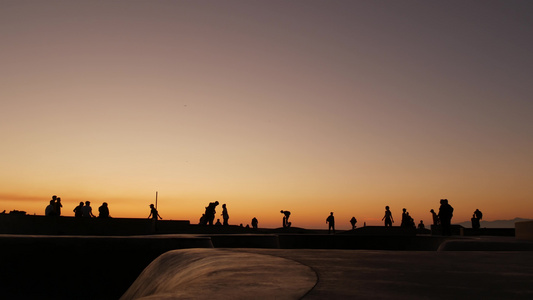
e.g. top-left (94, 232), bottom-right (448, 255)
top-left (235, 249), bottom-right (533, 299)
top-left (121, 248), bottom-right (533, 299)
top-left (121, 249), bottom-right (317, 300)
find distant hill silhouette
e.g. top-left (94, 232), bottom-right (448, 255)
top-left (456, 217), bottom-right (532, 228)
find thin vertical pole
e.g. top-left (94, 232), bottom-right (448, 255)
top-left (155, 191), bottom-right (158, 210)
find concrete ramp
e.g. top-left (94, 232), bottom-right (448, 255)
top-left (121, 249), bottom-right (317, 300)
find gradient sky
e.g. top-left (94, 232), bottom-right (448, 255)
top-left (1, 1), bottom-right (532, 229)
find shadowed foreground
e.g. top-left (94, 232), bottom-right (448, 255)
top-left (1, 234), bottom-right (533, 299)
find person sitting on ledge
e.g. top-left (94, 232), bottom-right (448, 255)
top-left (98, 202), bottom-right (110, 218)
top-left (82, 201), bottom-right (96, 218)
top-left (73, 202), bottom-right (84, 218)
top-left (418, 220), bottom-right (425, 230)
top-left (45, 200), bottom-right (56, 216)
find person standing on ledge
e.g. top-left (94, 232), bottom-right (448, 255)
top-left (438, 199), bottom-right (454, 236)
top-left (54, 197), bottom-right (63, 216)
top-left (203, 201), bottom-right (219, 225)
top-left (350, 216), bottom-right (357, 230)
top-left (382, 206), bottom-right (394, 227)
top-left (251, 217), bottom-right (258, 229)
top-left (401, 208), bottom-right (409, 228)
top-left (430, 209), bottom-right (439, 226)
top-left (148, 204), bottom-right (162, 220)
top-left (326, 212), bottom-right (335, 234)
top-left (221, 203), bottom-right (229, 226)
top-left (471, 208), bottom-right (483, 229)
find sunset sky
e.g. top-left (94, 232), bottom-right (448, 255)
top-left (1, 1), bottom-right (532, 229)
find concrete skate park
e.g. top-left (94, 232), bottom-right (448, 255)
top-left (1, 218), bottom-right (532, 299)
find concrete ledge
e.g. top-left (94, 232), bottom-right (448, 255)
top-left (340, 226), bottom-right (417, 236)
top-left (207, 234), bottom-right (280, 248)
top-left (461, 228), bottom-right (515, 236)
top-left (278, 234), bottom-right (449, 250)
top-left (438, 239), bottom-right (533, 251)
top-left (0, 214), bottom-right (190, 235)
top-left (516, 220), bottom-right (533, 240)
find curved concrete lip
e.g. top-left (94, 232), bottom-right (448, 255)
top-left (121, 248), bottom-right (317, 300)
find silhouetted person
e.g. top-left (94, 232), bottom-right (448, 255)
top-left (326, 212), bottom-right (335, 234)
top-left (73, 202), bottom-right (84, 217)
top-left (382, 206), bottom-right (394, 227)
top-left (45, 195), bottom-right (58, 216)
top-left (471, 209), bottom-right (483, 229)
top-left (350, 217), bottom-right (357, 230)
top-left (473, 209), bottom-right (482, 220)
top-left (215, 219), bottom-right (222, 226)
top-left (438, 199), bottom-right (454, 236)
top-left (98, 202), bottom-right (110, 218)
top-left (430, 209), bottom-right (439, 226)
top-left (221, 204), bottom-right (229, 226)
top-left (280, 210), bottom-right (291, 228)
top-left (45, 200), bottom-right (56, 216)
top-left (251, 217), bottom-right (258, 229)
top-left (82, 201), bottom-right (95, 218)
top-left (418, 220), bottom-right (425, 229)
top-left (401, 208), bottom-right (408, 227)
top-left (54, 197), bottom-right (63, 216)
top-left (406, 212), bottom-right (415, 228)
top-left (199, 214), bottom-right (206, 225)
top-left (203, 201), bottom-right (219, 225)
top-left (148, 204), bottom-right (162, 220)
top-left (401, 208), bottom-right (414, 228)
